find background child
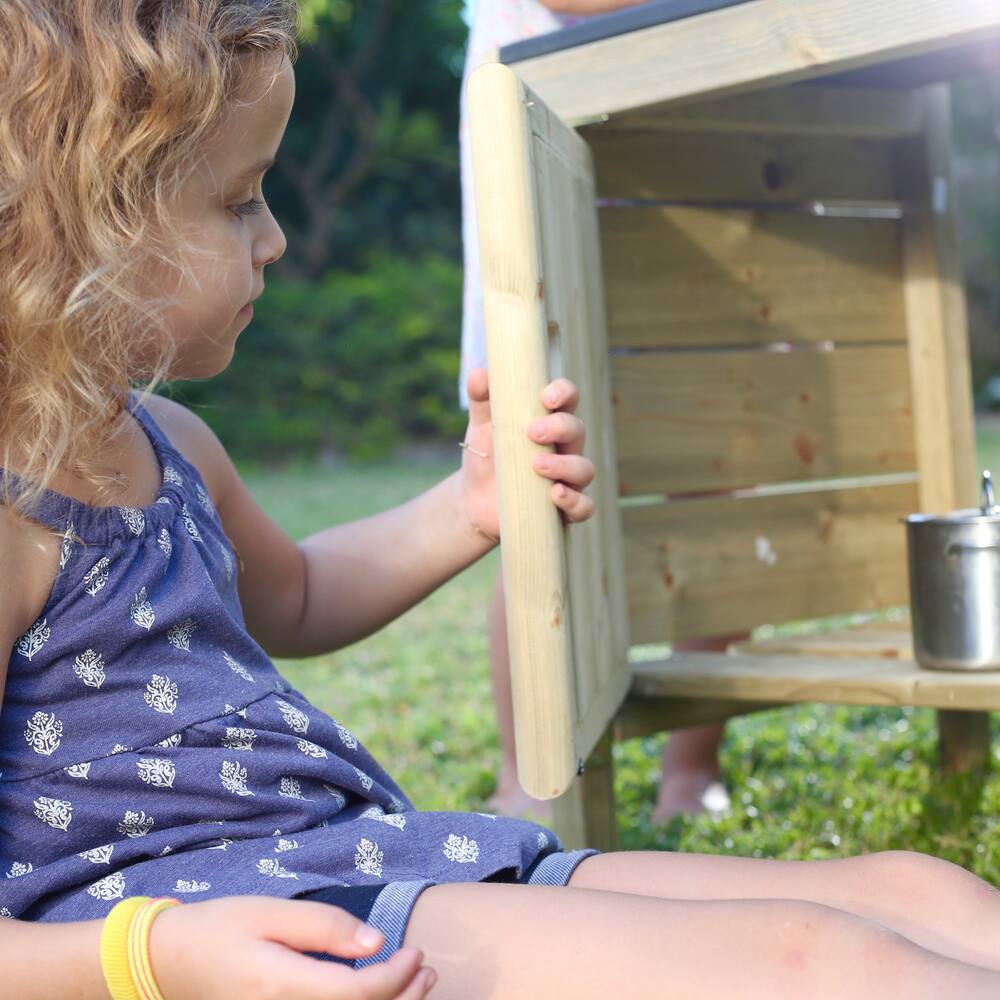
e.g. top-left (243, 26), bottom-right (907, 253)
top-left (459, 0), bottom-right (738, 823)
top-left (3, 2), bottom-right (1000, 998)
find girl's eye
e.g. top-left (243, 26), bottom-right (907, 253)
top-left (231, 197), bottom-right (265, 219)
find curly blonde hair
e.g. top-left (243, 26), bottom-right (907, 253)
top-left (0, 0), bottom-right (297, 515)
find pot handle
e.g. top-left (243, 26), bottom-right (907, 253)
top-left (946, 540), bottom-right (1000, 555)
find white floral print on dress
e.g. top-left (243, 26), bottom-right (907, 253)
top-left (137, 758), bottom-right (176, 788)
top-left (64, 762), bottom-right (91, 779)
top-left (78, 845), bottom-right (113, 865)
top-left (59, 523), bottom-right (75, 570)
top-left (277, 776), bottom-right (310, 800)
top-left (73, 649), bottom-right (106, 689)
top-left (335, 723), bottom-right (358, 750)
top-left (16, 619), bottom-right (50, 661)
top-left (274, 838), bottom-right (299, 853)
top-left (167, 618), bottom-right (196, 652)
top-left (256, 858), bottom-right (297, 879)
top-left (118, 810), bottom-right (154, 838)
top-left (181, 503), bottom-right (202, 541)
top-left (156, 733), bottom-right (182, 749)
top-left (24, 710), bottom-right (63, 756)
top-left (360, 806), bottom-right (407, 831)
top-left (5, 862), bottom-right (32, 879)
top-left (131, 587), bottom-right (155, 631)
top-left (158, 528), bottom-right (172, 559)
top-left (34, 796), bottom-right (73, 832)
top-left (222, 727), bottom-right (256, 752)
top-left (442, 834), bottom-right (479, 864)
top-left (119, 507), bottom-right (145, 536)
top-left (219, 761), bottom-right (254, 796)
top-left (223, 651), bottom-right (254, 684)
top-left (163, 466), bottom-right (183, 487)
top-left (352, 766), bottom-right (373, 793)
top-left (174, 879), bottom-right (211, 893)
top-left (275, 698), bottom-right (308, 734)
top-left (144, 675), bottom-right (178, 715)
top-left (87, 871), bottom-right (126, 901)
top-left (295, 739), bottom-right (327, 759)
top-left (354, 838), bottom-right (384, 878)
top-left (83, 557), bottom-right (110, 597)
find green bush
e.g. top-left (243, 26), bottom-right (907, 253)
top-left (171, 252), bottom-right (466, 461)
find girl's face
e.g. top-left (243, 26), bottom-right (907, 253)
top-left (144, 52), bottom-right (295, 380)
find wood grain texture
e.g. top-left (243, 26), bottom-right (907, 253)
top-left (612, 346), bottom-right (916, 496)
top-left (508, 0), bottom-right (1000, 123)
top-left (598, 84), bottom-right (923, 138)
top-left (895, 88), bottom-right (978, 514)
top-left (601, 207), bottom-right (906, 349)
top-left (623, 482), bottom-right (917, 643)
top-left (590, 129), bottom-right (895, 202)
top-left (469, 64), bottom-right (631, 798)
top-left (630, 651), bottom-right (1000, 711)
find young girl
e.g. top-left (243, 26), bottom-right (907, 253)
top-left (3, 2), bottom-right (1000, 998)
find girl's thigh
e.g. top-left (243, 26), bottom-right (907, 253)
top-left (568, 850), bottom-right (1000, 971)
top-left (403, 882), bottom-right (998, 1000)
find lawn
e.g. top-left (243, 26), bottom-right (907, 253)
top-left (242, 425), bottom-right (1000, 885)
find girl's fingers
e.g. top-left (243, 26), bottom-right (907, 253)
top-left (392, 964), bottom-right (438, 1000)
top-left (552, 484), bottom-right (596, 523)
top-left (255, 899), bottom-right (386, 960)
top-left (541, 377), bottom-right (579, 414)
top-left (527, 412), bottom-right (585, 455)
top-left (466, 367), bottom-right (491, 429)
top-left (267, 943), bottom-right (427, 1000)
top-left (531, 453), bottom-right (594, 490)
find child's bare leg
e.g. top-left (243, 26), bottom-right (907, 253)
top-left (571, 850), bottom-right (1000, 971)
top-left (654, 632), bottom-right (747, 823)
top-left (404, 882), bottom-right (1000, 999)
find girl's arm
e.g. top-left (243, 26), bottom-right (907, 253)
top-left (0, 897), bottom-right (433, 999)
top-left (147, 375), bottom-right (592, 659)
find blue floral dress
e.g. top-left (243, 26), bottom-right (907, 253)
top-left (0, 395), bottom-right (591, 957)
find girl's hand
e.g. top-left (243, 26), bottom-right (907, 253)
top-left (462, 368), bottom-right (596, 542)
top-left (150, 896), bottom-right (436, 1000)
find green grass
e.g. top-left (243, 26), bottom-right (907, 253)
top-left (243, 427), bottom-right (1000, 885)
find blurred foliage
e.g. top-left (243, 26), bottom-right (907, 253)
top-left (170, 253), bottom-right (466, 460)
top-left (174, 0), bottom-right (468, 457)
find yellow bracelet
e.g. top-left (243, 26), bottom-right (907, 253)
top-left (100, 896), bottom-right (181, 1000)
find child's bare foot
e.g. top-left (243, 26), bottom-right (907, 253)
top-left (651, 769), bottom-right (730, 826)
top-left (486, 774), bottom-right (554, 824)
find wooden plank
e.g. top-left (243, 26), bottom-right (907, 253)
top-left (630, 651), bottom-right (1000, 711)
top-left (612, 346), bottom-right (916, 496)
top-left (469, 63), bottom-right (578, 799)
top-left (532, 101), bottom-right (633, 776)
top-left (615, 696), bottom-right (786, 741)
top-left (895, 88), bottom-right (978, 514)
top-left (598, 85), bottom-right (923, 138)
top-left (601, 208), bottom-right (906, 349)
top-left (507, 0), bottom-right (1000, 124)
top-left (624, 482), bottom-right (916, 643)
top-left (551, 726), bottom-right (618, 852)
top-left (469, 64), bottom-right (631, 799)
top-left (590, 129), bottom-right (895, 203)
top-left (732, 622), bottom-right (913, 660)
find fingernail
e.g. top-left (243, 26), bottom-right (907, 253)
top-left (529, 421), bottom-right (546, 439)
top-left (425, 968), bottom-right (438, 990)
top-left (535, 457), bottom-right (551, 472)
top-left (355, 925), bottom-right (382, 949)
top-left (555, 484), bottom-right (567, 499)
top-left (543, 389), bottom-right (558, 406)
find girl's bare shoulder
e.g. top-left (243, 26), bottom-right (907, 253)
top-left (0, 504), bottom-right (60, 652)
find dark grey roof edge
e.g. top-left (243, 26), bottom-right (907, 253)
top-left (500, 0), bottom-right (755, 65)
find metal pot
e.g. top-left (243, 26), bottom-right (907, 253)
top-left (904, 471), bottom-right (1000, 671)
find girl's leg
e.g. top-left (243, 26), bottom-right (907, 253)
top-left (404, 882), bottom-right (1000, 999)
top-left (571, 850), bottom-right (1000, 971)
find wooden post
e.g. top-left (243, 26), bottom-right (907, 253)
top-left (550, 726), bottom-right (618, 852)
top-left (938, 711), bottom-right (991, 774)
top-left (895, 86), bottom-right (988, 773)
